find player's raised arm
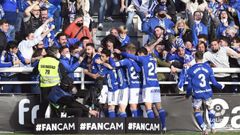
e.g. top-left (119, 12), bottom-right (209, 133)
top-left (109, 57), bottom-right (116, 68)
top-left (114, 48), bottom-right (140, 65)
top-left (186, 72), bottom-right (193, 99)
top-left (83, 69), bottom-right (100, 79)
top-left (121, 52), bottom-right (141, 62)
top-left (132, 60), bottom-right (141, 73)
top-left (95, 58), bottom-right (113, 70)
top-left (209, 67), bottom-right (225, 90)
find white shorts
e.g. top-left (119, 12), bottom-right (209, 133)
top-left (142, 87), bottom-right (161, 103)
top-left (108, 90), bottom-right (119, 105)
top-left (98, 85), bottom-right (108, 104)
top-left (118, 87), bottom-right (129, 105)
top-left (192, 98), bottom-right (212, 110)
top-left (129, 88), bottom-right (141, 104)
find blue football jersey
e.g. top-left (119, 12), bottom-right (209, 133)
top-left (121, 53), bottom-right (159, 89)
top-left (186, 62), bottom-right (223, 99)
top-left (91, 54), bottom-right (101, 74)
top-left (116, 67), bottom-right (128, 89)
top-left (99, 65), bottom-right (118, 92)
top-left (115, 58), bottom-right (141, 89)
top-left (80, 54), bottom-right (101, 74)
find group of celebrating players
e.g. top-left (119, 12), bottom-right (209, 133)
top-left (83, 42), bottom-right (224, 135)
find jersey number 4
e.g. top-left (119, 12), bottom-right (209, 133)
top-left (198, 73), bottom-right (206, 87)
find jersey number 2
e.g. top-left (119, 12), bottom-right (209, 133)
top-left (198, 74), bottom-right (206, 87)
top-left (148, 62), bottom-right (155, 76)
top-left (130, 67), bottom-right (138, 79)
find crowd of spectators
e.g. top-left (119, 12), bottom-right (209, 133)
top-left (0, 0), bottom-right (239, 94)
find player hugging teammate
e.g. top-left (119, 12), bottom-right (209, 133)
top-left (86, 39), bottom-right (227, 135)
top-left (95, 43), bottom-right (166, 132)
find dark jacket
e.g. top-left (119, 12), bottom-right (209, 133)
top-left (0, 31), bottom-right (7, 52)
top-left (175, 29), bottom-right (193, 43)
top-left (23, 13), bottom-right (42, 33)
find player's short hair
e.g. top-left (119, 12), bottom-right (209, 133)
top-left (219, 36), bottom-right (230, 44)
top-left (193, 10), bottom-right (203, 17)
top-left (210, 38), bottom-right (219, 44)
top-left (40, 6), bottom-right (48, 11)
top-left (195, 51), bottom-right (204, 60)
top-left (86, 43), bottom-right (95, 48)
top-left (56, 32), bottom-right (67, 40)
top-left (154, 25), bottom-right (165, 32)
top-left (80, 36), bottom-right (89, 42)
top-left (196, 41), bottom-right (207, 49)
top-left (0, 19), bottom-right (8, 26)
top-left (24, 30), bottom-right (34, 38)
top-left (59, 46), bottom-right (68, 53)
top-left (197, 34), bottom-right (208, 40)
top-left (125, 43), bottom-right (137, 53)
top-left (47, 46), bottom-right (59, 56)
top-left (232, 37), bottom-right (240, 43)
top-left (69, 44), bottom-right (79, 52)
top-left (137, 47), bottom-right (148, 55)
top-left (7, 41), bottom-right (18, 50)
top-left (101, 48), bottom-right (111, 57)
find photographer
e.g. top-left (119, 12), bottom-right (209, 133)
top-left (64, 15), bottom-right (92, 41)
top-left (48, 76), bottom-right (99, 118)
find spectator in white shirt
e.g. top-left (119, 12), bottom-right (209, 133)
top-left (18, 18), bottom-right (54, 63)
top-left (203, 39), bottom-right (240, 93)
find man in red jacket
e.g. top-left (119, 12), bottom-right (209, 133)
top-left (64, 16), bottom-right (92, 41)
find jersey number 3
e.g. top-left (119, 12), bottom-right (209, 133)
top-left (198, 74), bottom-right (206, 87)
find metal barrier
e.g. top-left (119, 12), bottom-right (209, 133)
top-left (0, 67), bottom-right (240, 89)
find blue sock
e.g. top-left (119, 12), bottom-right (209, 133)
top-left (137, 108), bottom-right (143, 117)
top-left (194, 112), bottom-right (205, 129)
top-left (119, 112), bottom-right (127, 118)
top-left (108, 110), bottom-right (116, 118)
top-left (103, 108), bottom-right (108, 117)
top-left (158, 109), bottom-right (166, 128)
top-left (208, 110), bottom-right (215, 127)
top-left (131, 110), bottom-right (138, 117)
top-left (147, 109), bottom-right (154, 118)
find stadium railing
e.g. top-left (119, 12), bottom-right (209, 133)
top-left (0, 67), bottom-right (239, 89)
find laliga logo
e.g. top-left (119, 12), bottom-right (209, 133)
top-left (210, 98), bottom-right (240, 129)
top-left (18, 99), bottom-right (39, 125)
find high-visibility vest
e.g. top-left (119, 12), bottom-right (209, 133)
top-left (38, 57), bottom-right (60, 87)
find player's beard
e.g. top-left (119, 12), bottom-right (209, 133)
top-left (212, 49), bottom-right (219, 53)
top-left (87, 53), bottom-right (93, 58)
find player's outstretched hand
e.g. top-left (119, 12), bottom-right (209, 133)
top-left (89, 110), bottom-right (99, 117)
top-left (50, 25), bottom-right (55, 31)
top-left (78, 56), bottom-right (83, 63)
top-left (114, 49), bottom-right (121, 54)
top-left (83, 69), bottom-right (89, 74)
top-left (95, 58), bottom-right (103, 64)
top-left (47, 17), bottom-right (54, 23)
